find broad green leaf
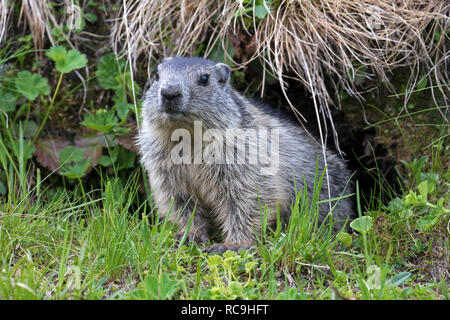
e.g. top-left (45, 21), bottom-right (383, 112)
top-left (208, 40), bottom-right (235, 65)
top-left (417, 214), bottom-right (439, 232)
top-left (60, 158), bottom-right (91, 179)
top-left (98, 146), bottom-right (119, 167)
top-left (254, 0), bottom-right (271, 19)
top-left (115, 147), bottom-right (136, 170)
top-left (336, 231), bottom-right (352, 247)
top-left (84, 12), bottom-right (98, 23)
top-left (403, 191), bottom-right (418, 206)
top-left (114, 99), bottom-right (131, 120)
top-left (417, 180), bottom-right (429, 197)
top-left (0, 91), bottom-right (16, 112)
top-left (388, 197), bottom-right (405, 214)
top-left (97, 54), bottom-right (141, 98)
top-left (98, 154), bottom-right (114, 167)
top-left (276, 288), bottom-right (307, 300)
top-left (387, 272), bottom-right (411, 287)
top-left (97, 53), bottom-right (125, 90)
top-left (22, 120), bottom-right (38, 139)
top-left (419, 172), bottom-right (439, 187)
top-left (133, 274), bottom-right (180, 300)
top-left (46, 46), bottom-right (87, 73)
top-left (59, 146), bottom-right (94, 179)
top-left (59, 146), bottom-right (84, 164)
top-left (206, 255), bottom-right (223, 268)
top-left (350, 216), bottom-right (373, 234)
top-left (81, 109), bottom-right (118, 132)
top-left (15, 71), bottom-right (50, 101)
top-left (46, 46), bottom-right (66, 63)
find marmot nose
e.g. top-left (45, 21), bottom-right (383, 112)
top-left (161, 85), bottom-right (182, 102)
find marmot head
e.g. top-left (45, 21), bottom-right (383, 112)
top-left (143, 57), bottom-right (237, 128)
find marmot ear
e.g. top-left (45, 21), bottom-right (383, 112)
top-left (214, 63), bottom-right (231, 85)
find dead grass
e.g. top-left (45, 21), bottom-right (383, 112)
top-left (17, 0), bottom-right (87, 52)
top-left (0, 0), bottom-right (8, 44)
top-left (110, 0), bottom-right (449, 150)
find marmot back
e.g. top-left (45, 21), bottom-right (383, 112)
top-left (138, 57), bottom-right (354, 253)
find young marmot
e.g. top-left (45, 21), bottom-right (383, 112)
top-left (138, 57), bottom-right (354, 253)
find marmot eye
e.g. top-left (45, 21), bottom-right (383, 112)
top-left (198, 74), bottom-right (209, 86)
top-left (154, 72), bottom-right (159, 82)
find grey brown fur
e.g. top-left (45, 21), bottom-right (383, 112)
top-left (138, 57), bottom-right (354, 252)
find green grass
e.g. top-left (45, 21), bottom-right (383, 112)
top-left (0, 129), bottom-right (448, 299)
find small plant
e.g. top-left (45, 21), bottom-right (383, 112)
top-left (15, 71), bottom-right (50, 101)
top-left (81, 109), bottom-right (119, 133)
top-left (59, 146), bottom-right (91, 180)
top-left (387, 179), bottom-right (448, 232)
top-left (96, 53), bottom-right (140, 120)
top-left (131, 273), bottom-right (181, 300)
top-left (204, 251), bottom-right (259, 299)
top-left (33, 46), bottom-right (87, 143)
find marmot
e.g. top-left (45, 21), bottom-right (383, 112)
top-left (138, 57), bottom-right (354, 253)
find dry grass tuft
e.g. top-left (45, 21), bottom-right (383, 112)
top-left (111, 0), bottom-right (449, 148)
top-left (17, 0), bottom-right (86, 52)
top-left (19, 0), bottom-right (51, 51)
top-left (0, 0), bottom-right (9, 44)
top-left (111, 0), bottom-right (228, 74)
top-left (3, 1), bottom-right (448, 149)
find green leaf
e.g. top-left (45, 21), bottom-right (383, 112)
top-left (97, 54), bottom-right (141, 97)
top-left (350, 216), bottom-right (373, 234)
top-left (46, 46), bottom-right (66, 63)
top-left (115, 147), bottom-right (136, 170)
top-left (417, 214), bottom-right (439, 232)
top-left (133, 274), bottom-right (180, 300)
top-left (336, 231), bottom-right (352, 247)
top-left (387, 272), bottom-right (411, 287)
top-left (419, 172), bottom-right (439, 186)
top-left (97, 53), bottom-right (125, 90)
top-left (58, 146), bottom-right (92, 179)
top-left (0, 91), bottom-right (16, 112)
top-left (416, 77), bottom-right (427, 90)
top-left (276, 287), bottom-right (307, 300)
top-left (98, 146), bottom-right (118, 167)
top-left (404, 191), bottom-right (418, 206)
top-left (22, 120), bottom-right (38, 139)
top-left (254, 0), bottom-right (271, 19)
top-left (208, 41), bottom-right (235, 65)
top-left (0, 180), bottom-right (6, 196)
top-left (206, 255), bottom-right (223, 268)
top-left (60, 158), bottom-right (91, 179)
top-left (15, 71), bottom-right (50, 101)
top-left (81, 109), bottom-right (118, 132)
top-left (98, 155), bottom-right (114, 167)
top-left (244, 261), bottom-right (257, 273)
top-left (46, 46), bottom-right (87, 73)
top-left (84, 12), bottom-right (98, 23)
top-left (113, 99), bottom-right (131, 120)
top-left (417, 180), bottom-right (429, 197)
top-left (59, 146), bottom-right (84, 164)
top-left (388, 197), bottom-right (405, 214)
